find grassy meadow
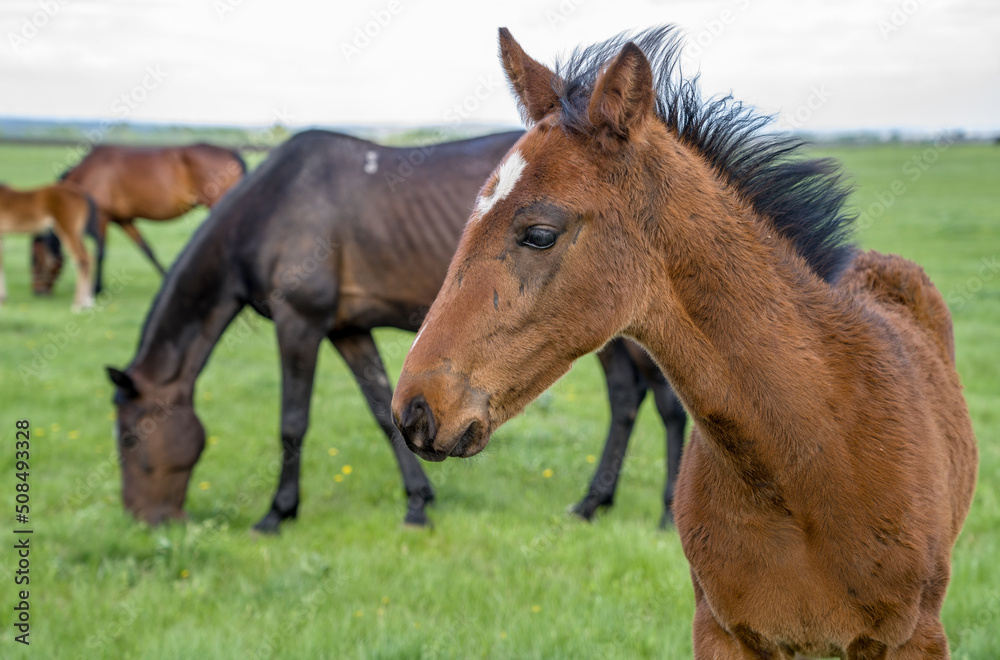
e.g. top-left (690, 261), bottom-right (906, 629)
top-left (0, 139), bottom-right (997, 659)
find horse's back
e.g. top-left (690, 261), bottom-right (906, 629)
top-left (65, 144), bottom-right (241, 219)
top-left (0, 184), bottom-right (88, 232)
top-left (202, 129), bottom-right (520, 329)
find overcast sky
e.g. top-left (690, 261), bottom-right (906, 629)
top-left (2, 0), bottom-right (998, 134)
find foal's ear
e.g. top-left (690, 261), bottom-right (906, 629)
top-left (107, 367), bottom-right (139, 399)
top-left (588, 42), bottom-right (655, 148)
top-left (498, 27), bottom-right (560, 125)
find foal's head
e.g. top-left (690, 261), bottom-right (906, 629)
top-left (392, 29), bottom-right (682, 460)
top-left (392, 27), bottom-right (853, 461)
top-left (108, 368), bottom-right (205, 524)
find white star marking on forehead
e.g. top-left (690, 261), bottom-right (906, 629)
top-left (472, 149), bottom-right (527, 222)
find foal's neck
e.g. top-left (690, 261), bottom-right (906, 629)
top-left (627, 145), bottom-right (845, 475)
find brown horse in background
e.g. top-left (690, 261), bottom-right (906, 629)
top-left (43, 143), bottom-right (246, 292)
top-left (392, 28), bottom-right (978, 657)
top-left (0, 183), bottom-right (94, 310)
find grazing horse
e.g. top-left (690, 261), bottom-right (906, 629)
top-left (0, 183), bottom-right (94, 310)
top-left (105, 129), bottom-right (686, 531)
top-left (392, 28), bottom-right (978, 658)
top-left (47, 142), bottom-right (247, 293)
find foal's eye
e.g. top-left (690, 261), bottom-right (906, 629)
top-left (519, 226), bottom-right (558, 250)
top-left (121, 432), bottom-right (139, 449)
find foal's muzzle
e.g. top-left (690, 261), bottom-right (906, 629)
top-left (392, 378), bottom-right (490, 462)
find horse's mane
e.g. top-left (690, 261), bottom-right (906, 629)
top-left (553, 26), bottom-right (857, 282)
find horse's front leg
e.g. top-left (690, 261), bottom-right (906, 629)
top-left (253, 313), bottom-right (323, 533)
top-left (331, 330), bottom-right (435, 527)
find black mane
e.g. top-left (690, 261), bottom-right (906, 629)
top-left (553, 26), bottom-right (856, 282)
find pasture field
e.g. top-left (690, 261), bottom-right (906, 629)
top-left (0, 139), bottom-right (997, 659)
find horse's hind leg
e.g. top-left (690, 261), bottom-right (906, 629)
top-left (51, 223), bottom-right (93, 311)
top-left (331, 330), bottom-right (435, 527)
top-left (254, 314), bottom-right (324, 533)
top-left (119, 220), bottom-right (167, 275)
top-left (570, 337), bottom-right (647, 521)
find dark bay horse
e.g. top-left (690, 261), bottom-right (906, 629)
top-left (392, 28), bottom-right (978, 657)
top-left (106, 129), bottom-right (686, 531)
top-left (0, 183), bottom-right (94, 310)
top-left (46, 142), bottom-right (246, 292)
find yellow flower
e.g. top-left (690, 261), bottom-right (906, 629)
top-left (531, 605), bottom-right (541, 613)
top-left (203, 391), bottom-right (213, 401)
top-left (107, 411), bottom-right (116, 421)
top-left (341, 465), bottom-right (353, 475)
top-left (105, 330), bottom-right (115, 340)
top-left (180, 569), bottom-right (190, 579)
top-left (354, 610), bottom-right (364, 618)
top-left (586, 455), bottom-right (597, 464)
top-left (333, 474), bottom-right (344, 483)
top-left (68, 430), bottom-right (80, 440)
top-left (381, 596), bottom-right (390, 604)
top-left (542, 469), bottom-right (553, 479)
top-left (51, 423), bottom-right (61, 432)
top-left (35, 428), bottom-right (45, 437)
top-left (26, 341), bottom-right (36, 350)
top-left (208, 436), bottom-right (219, 445)
top-left (500, 632), bottom-right (507, 640)
top-left (328, 447), bottom-right (339, 456)
top-left (199, 482), bottom-right (211, 490)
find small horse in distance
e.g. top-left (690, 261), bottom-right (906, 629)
top-left (40, 142), bottom-right (246, 292)
top-left (0, 182), bottom-right (94, 310)
top-left (105, 129), bottom-right (686, 532)
top-left (392, 27), bottom-right (978, 657)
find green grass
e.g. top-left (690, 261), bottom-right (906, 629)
top-left (0, 140), bottom-right (997, 658)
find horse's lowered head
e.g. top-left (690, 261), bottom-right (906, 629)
top-left (107, 367), bottom-right (206, 524)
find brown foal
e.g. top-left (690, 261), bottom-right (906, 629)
top-left (391, 27), bottom-right (978, 658)
top-left (0, 183), bottom-right (93, 310)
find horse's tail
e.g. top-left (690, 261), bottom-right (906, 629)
top-left (84, 194), bottom-right (100, 240)
top-left (231, 149), bottom-right (248, 175)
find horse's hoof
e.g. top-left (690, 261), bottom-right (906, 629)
top-left (252, 514), bottom-right (282, 535)
top-left (403, 509), bottom-right (432, 529)
top-left (567, 499), bottom-right (602, 521)
top-left (71, 298), bottom-right (94, 313)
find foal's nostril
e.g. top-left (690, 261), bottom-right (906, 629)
top-left (450, 421), bottom-right (479, 457)
top-left (398, 396), bottom-right (437, 450)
